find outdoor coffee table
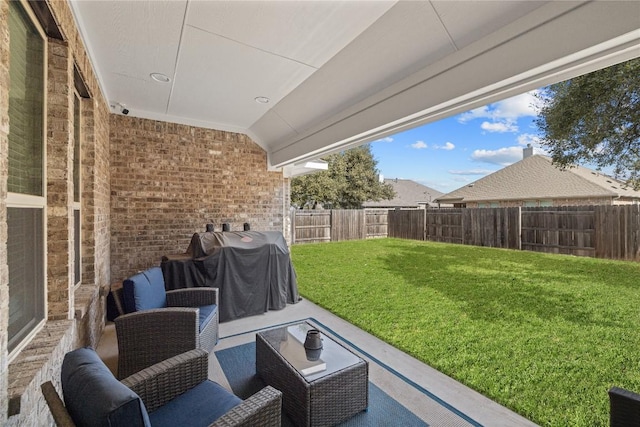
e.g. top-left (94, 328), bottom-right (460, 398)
top-left (256, 321), bottom-right (368, 426)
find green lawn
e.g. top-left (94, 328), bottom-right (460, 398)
top-left (290, 238), bottom-right (640, 427)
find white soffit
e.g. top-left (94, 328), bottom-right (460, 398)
top-left (168, 24), bottom-right (316, 128)
top-left (68, 0), bottom-right (640, 170)
top-left (267, 0), bottom-right (640, 167)
top-left (185, 1), bottom-right (395, 69)
top-left (70, 0), bottom-right (186, 115)
top-left (431, 1), bottom-right (545, 50)
top-left (169, 1), bottom-right (394, 129)
top-left (282, 161), bottom-right (329, 178)
top-left (253, 1), bottom-right (547, 151)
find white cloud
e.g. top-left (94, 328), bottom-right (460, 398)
top-left (457, 106), bottom-right (490, 123)
top-left (517, 133), bottom-right (540, 146)
top-left (375, 137), bottom-right (394, 143)
top-left (448, 168), bottom-right (494, 175)
top-left (452, 176), bottom-right (474, 184)
top-left (493, 91), bottom-right (541, 119)
top-left (433, 141), bottom-right (455, 150)
top-left (481, 121), bottom-right (518, 133)
top-left (411, 140), bottom-right (427, 149)
top-left (458, 91), bottom-right (541, 123)
top-left (516, 133), bottom-right (548, 155)
top-left (458, 91), bottom-right (541, 133)
top-left (471, 146), bottom-right (523, 166)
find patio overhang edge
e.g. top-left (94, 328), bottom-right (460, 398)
top-left (267, 25), bottom-right (640, 170)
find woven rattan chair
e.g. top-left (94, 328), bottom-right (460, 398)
top-left (115, 267), bottom-right (219, 379)
top-left (42, 349), bottom-right (282, 427)
top-left (609, 386), bottom-right (640, 427)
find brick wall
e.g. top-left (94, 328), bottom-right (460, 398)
top-left (2, 0), bottom-right (112, 424)
top-left (1, 0), bottom-right (291, 422)
top-left (46, 37), bottom-right (74, 320)
top-left (0, 0), bottom-right (10, 422)
top-left (109, 116), bottom-right (288, 280)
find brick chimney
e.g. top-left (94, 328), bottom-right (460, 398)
top-left (523, 144), bottom-right (534, 159)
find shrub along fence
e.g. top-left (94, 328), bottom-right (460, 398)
top-left (291, 205), bottom-right (640, 261)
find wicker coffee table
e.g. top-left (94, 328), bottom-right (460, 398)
top-left (256, 321), bottom-right (368, 427)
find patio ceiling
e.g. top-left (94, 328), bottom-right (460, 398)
top-left (69, 1), bottom-right (640, 172)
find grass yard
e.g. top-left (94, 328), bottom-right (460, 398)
top-left (290, 238), bottom-right (640, 427)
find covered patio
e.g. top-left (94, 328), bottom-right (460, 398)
top-left (1, 0), bottom-right (639, 425)
top-left (96, 298), bottom-right (537, 427)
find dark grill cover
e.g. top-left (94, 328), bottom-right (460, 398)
top-left (162, 231), bottom-right (299, 322)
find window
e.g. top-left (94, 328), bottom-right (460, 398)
top-left (7, 0), bottom-right (47, 357)
top-left (73, 91), bottom-right (81, 287)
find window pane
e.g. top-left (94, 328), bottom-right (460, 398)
top-left (8, 1), bottom-right (44, 196)
top-left (73, 95), bottom-right (80, 202)
top-left (74, 209), bottom-right (81, 285)
top-left (7, 207), bottom-right (45, 353)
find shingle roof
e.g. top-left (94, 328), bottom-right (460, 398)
top-left (363, 179), bottom-right (444, 208)
top-left (436, 155), bottom-right (639, 203)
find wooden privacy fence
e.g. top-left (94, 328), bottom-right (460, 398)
top-left (388, 205), bottom-right (640, 261)
top-left (291, 209), bottom-right (388, 244)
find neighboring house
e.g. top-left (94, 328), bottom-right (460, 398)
top-left (363, 179), bottom-right (445, 209)
top-left (436, 149), bottom-right (640, 208)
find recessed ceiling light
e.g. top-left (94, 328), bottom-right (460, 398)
top-left (150, 72), bottom-right (171, 83)
top-left (255, 96), bottom-right (270, 104)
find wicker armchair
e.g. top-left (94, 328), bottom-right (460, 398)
top-left (42, 349), bottom-right (282, 427)
top-left (115, 267), bottom-right (219, 379)
top-left (609, 386), bottom-right (640, 427)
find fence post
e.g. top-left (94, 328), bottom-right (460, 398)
top-left (423, 209), bottom-right (427, 240)
top-left (517, 206), bottom-right (522, 251)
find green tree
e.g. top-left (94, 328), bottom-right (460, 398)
top-left (291, 145), bottom-right (395, 209)
top-left (535, 58), bottom-right (640, 189)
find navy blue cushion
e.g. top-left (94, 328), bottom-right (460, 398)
top-left (122, 267), bottom-right (167, 312)
top-left (62, 347), bottom-right (151, 427)
top-left (148, 381), bottom-right (241, 427)
top-left (198, 304), bottom-right (217, 332)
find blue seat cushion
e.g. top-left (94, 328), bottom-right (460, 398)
top-left (198, 304), bottom-right (217, 332)
top-left (148, 380), bottom-right (241, 427)
top-left (62, 347), bottom-right (151, 427)
top-left (122, 267), bottom-right (167, 312)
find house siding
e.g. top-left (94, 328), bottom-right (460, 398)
top-left (466, 197), bottom-right (615, 208)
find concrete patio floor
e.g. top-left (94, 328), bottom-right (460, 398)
top-left (97, 298), bottom-right (538, 427)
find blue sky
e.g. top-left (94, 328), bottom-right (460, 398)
top-left (370, 90), bottom-right (546, 193)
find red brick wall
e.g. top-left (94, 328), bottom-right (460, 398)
top-left (109, 116), bottom-right (288, 280)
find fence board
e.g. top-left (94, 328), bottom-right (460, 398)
top-left (426, 209), bottom-right (463, 243)
top-left (291, 205), bottom-right (638, 261)
top-left (331, 209), bottom-right (366, 241)
top-left (366, 209), bottom-right (388, 238)
top-left (595, 205), bottom-right (640, 261)
top-left (292, 210), bottom-right (330, 244)
top-left (460, 207), bottom-right (520, 248)
top-left (388, 209), bottom-right (425, 240)
top-left (521, 207), bottom-right (595, 256)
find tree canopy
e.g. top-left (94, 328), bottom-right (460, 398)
top-left (535, 58), bottom-right (640, 189)
top-left (291, 145), bottom-right (395, 209)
